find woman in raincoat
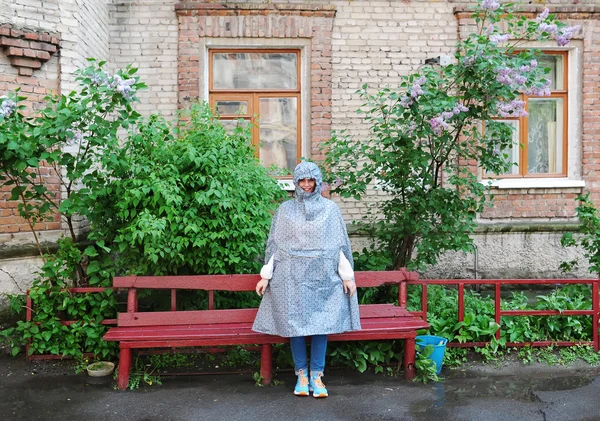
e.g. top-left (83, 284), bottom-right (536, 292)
top-left (252, 161), bottom-right (361, 398)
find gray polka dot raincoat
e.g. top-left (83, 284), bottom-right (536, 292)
top-left (252, 162), bottom-right (362, 337)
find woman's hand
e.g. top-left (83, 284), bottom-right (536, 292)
top-left (256, 278), bottom-right (269, 296)
top-left (343, 280), bottom-right (356, 297)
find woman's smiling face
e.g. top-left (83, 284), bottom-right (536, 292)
top-left (298, 178), bottom-right (316, 193)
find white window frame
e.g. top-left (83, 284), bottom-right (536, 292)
top-left (481, 41), bottom-right (584, 189)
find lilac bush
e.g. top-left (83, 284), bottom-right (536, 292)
top-left (324, 1), bottom-right (580, 270)
top-left (0, 59), bottom-right (145, 266)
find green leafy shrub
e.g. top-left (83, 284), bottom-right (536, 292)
top-left (561, 193), bottom-right (600, 274)
top-left (0, 238), bottom-right (118, 359)
top-left (89, 104), bottom-right (286, 277)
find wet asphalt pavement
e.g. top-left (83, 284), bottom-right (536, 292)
top-left (1, 353), bottom-right (600, 421)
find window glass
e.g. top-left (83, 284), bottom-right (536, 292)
top-left (215, 100), bottom-right (249, 116)
top-left (213, 52), bottom-right (298, 90)
top-left (259, 97), bottom-right (298, 172)
top-left (527, 98), bottom-right (564, 174)
top-left (538, 54), bottom-right (564, 91)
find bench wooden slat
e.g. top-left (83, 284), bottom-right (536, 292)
top-left (113, 275), bottom-right (259, 291)
top-left (112, 270), bottom-right (416, 291)
top-left (105, 316), bottom-right (430, 342)
top-left (116, 304), bottom-right (413, 327)
top-left (116, 328), bottom-right (422, 349)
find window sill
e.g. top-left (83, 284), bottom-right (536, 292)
top-left (277, 179), bottom-right (295, 191)
top-left (480, 178), bottom-right (585, 189)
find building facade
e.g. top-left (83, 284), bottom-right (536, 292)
top-left (1, 0), bottom-right (599, 308)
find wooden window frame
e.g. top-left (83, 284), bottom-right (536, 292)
top-left (488, 51), bottom-right (569, 179)
top-left (208, 49), bottom-right (302, 173)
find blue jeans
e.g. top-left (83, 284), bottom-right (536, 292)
top-left (290, 335), bottom-right (328, 374)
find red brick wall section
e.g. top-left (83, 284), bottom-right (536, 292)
top-left (580, 13), bottom-right (600, 204)
top-left (176, 2), bottom-right (335, 162)
top-left (0, 24), bottom-right (61, 234)
top-left (482, 189), bottom-right (580, 219)
top-left (0, 24), bottom-right (60, 77)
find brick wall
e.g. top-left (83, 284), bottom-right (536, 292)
top-left (109, 0), bottom-right (179, 118)
top-left (59, 0), bottom-right (109, 91)
top-left (2, 0), bottom-right (599, 233)
top-left (0, 0), bottom-right (109, 236)
top-left (580, 10), bottom-right (600, 203)
top-left (0, 25), bottom-right (60, 234)
top-left (176, 2), bottom-right (335, 159)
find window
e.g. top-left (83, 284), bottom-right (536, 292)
top-left (209, 49), bottom-right (301, 175)
top-left (493, 51), bottom-right (568, 178)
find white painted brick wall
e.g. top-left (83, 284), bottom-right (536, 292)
top-left (108, 0), bottom-right (179, 118)
top-left (8, 0), bottom-right (61, 32)
top-left (58, 0), bottom-right (110, 93)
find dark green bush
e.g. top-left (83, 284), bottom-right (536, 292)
top-left (89, 104), bottom-right (286, 276)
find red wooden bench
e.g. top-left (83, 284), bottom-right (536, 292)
top-left (103, 270), bottom-right (429, 390)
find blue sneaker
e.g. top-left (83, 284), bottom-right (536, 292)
top-left (309, 372), bottom-right (328, 398)
top-left (294, 369), bottom-right (309, 396)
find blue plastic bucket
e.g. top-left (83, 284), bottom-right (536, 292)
top-left (416, 335), bottom-right (448, 375)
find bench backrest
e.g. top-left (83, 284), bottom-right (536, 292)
top-left (113, 269), bottom-right (419, 314)
top-left (117, 303), bottom-right (410, 327)
top-left (112, 269), bottom-right (418, 290)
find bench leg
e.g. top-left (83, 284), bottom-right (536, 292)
top-left (260, 344), bottom-right (273, 385)
top-left (403, 338), bottom-right (416, 381)
top-left (117, 347), bottom-right (132, 390)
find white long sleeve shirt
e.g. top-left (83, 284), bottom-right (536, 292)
top-left (260, 251), bottom-right (355, 282)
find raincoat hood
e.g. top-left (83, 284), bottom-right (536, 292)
top-left (293, 161), bottom-right (323, 201)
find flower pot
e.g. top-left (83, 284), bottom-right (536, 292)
top-left (86, 361), bottom-right (115, 377)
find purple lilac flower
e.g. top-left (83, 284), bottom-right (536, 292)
top-left (513, 74), bottom-right (527, 85)
top-left (530, 59), bottom-right (538, 68)
top-left (496, 67), bottom-right (512, 85)
top-left (441, 111), bottom-right (455, 120)
top-left (113, 75), bottom-right (136, 99)
top-left (90, 70), bottom-right (109, 86)
top-left (524, 79), bottom-right (551, 96)
top-left (485, 25), bottom-right (494, 36)
top-left (490, 33), bottom-right (510, 44)
top-left (429, 116), bottom-right (448, 135)
top-left (410, 83), bottom-right (424, 98)
top-left (536, 8), bottom-right (550, 23)
top-left (498, 99), bottom-right (528, 118)
top-left (409, 76), bottom-right (426, 99)
top-left (407, 121), bottom-right (417, 136)
top-left (519, 65), bottom-right (531, 73)
top-left (464, 55), bottom-right (476, 66)
top-left (561, 25), bottom-right (580, 38)
top-left (555, 25), bottom-right (580, 46)
top-left (0, 99), bottom-right (16, 118)
top-left (555, 35), bottom-right (569, 46)
top-left (400, 96), bottom-right (414, 108)
top-left (481, 0), bottom-right (500, 11)
top-left (453, 104), bottom-right (469, 114)
top-left (539, 23), bottom-right (558, 35)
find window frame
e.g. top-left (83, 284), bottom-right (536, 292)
top-left (208, 48), bottom-right (302, 173)
top-left (486, 50), bottom-right (569, 180)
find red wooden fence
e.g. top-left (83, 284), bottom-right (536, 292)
top-left (24, 276), bottom-right (600, 360)
top-left (406, 278), bottom-right (600, 351)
